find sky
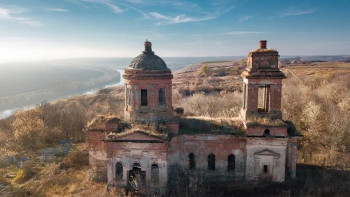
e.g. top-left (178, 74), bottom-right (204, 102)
top-left (0, 0), bottom-right (350, 62)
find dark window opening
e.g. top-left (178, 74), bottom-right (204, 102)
top-left (127, 88), bottom-right (131, 105)
top-left (141, 89), bottom-right (148, 106)
top-left (115, 162), bottom-right (123, 179)
top-left (189, 153), bottom-right (196, 170)
top-left (151, 164), bottom-right (159, 183)
top-left (263, 129), bottom-right (270, 137)
top-left (258, 85), bottom-right (270, 112)
top-left (228, 154), bottom-right (235, 171)
top-left (263, 165), bottom-right (268, 173)
top-left (243, 83), bottom-right (247, 109)
top-left (208, 154), bottom-right (215, 170)
top-left (158, 88), bottom-right (166, 105)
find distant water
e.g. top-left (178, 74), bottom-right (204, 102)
top-left (0, 56), bottom-right (242, 119)
top-left (84, 69), bottom-right (125, 95)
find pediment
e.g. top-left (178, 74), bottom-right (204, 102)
top-left (254, 149), bottom-right (280, 157)
top-left (107, 130), bottom-right (166, 142)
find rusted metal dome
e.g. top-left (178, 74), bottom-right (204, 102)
top-left (128, 40), bottom-right (169, 70)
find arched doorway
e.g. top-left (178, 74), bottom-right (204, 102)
top-left (128, 163), bottom-right (146, 191)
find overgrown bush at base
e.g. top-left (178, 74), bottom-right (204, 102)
top-left (63, 151), bottom-right (89, 168)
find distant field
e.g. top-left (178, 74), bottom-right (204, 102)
top-left (282, 61), bottom-right (350, 79)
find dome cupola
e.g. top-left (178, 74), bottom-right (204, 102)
top-left (128, 40), bottom-right (169, 70)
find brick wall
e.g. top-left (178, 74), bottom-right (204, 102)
top-left (169, 134), bottom-right (246, 181)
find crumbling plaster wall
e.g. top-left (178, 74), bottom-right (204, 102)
top-left (245, 137), bottom-right (287, 182)
top-left (106, 141), bottom-right (168, 188)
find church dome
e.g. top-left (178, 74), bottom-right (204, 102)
top-left (128, 40), bottom-right (169, 70)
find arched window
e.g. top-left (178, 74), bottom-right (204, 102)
top-left (151, 164), bottom-right (159, 183)
top-left (208, 154), bottom-right (215, 170)
top-left (188, 153), bottom-right (195, 170)
top-left (228, 154), bottom-right (235, 171)
top-left (263, 129), bottom-right (270, 137)
top-left (115, 162), bottom-right (123, 179)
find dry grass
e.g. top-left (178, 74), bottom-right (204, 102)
top-left (282, 62), bottom-right (350, 167)
top-left (174, 92), bottom-right (242, 118)
top-left (2, 144), bottom-right (126, 197)
top-left (63, 151), bottom-right (89, 168)
top-left (13, 164), bottom-right (108, 197)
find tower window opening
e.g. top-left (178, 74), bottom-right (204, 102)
top-left (141, 89), bottom-right (148, 106)
top-left (263, 165), bottom-right (268, 173)
top-left (258, 85), bottom-right (270, 112)
top-left (189, 153), bottom-right (196, 170)
top-left (208, 154), bottom-right (215, 170)
top-left (243, 83), bottom-right (247, 109)
top-left (127, 88), bottom-right (131, 106)
top-left (158, 88), bottom-right (166, 105)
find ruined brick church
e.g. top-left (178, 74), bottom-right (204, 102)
top-left (86, 40), bottom-right (301, 192)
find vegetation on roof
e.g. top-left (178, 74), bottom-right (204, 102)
top-left (246, 117), bottom-right (287, 127)
top-left (178, 116), bottom-right (245, 135)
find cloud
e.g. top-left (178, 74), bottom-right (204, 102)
top-left (149, 12), bottom-right (215, 24)
top-left (0, 7), bottom-right (42, 27)
top-left (238, 15), bottom-right (255, 23)
top-left (117, 2), bottom-right (149, 18)
top-left (270, 8), bottom-right (317, 19)
top-left (281, 8), bottom-right (317, 17)
top-left (147, 2), bottom-right (235, 25)
top-left (224, 31), bottom-right (265, 35)
top-left (80, 0), bottom-right (124, 13)
top-left (123, 0), bottom-right (142, 3)
top-left (44, 8), bottom-right (69, 12)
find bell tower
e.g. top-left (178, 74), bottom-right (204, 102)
top-left (240, 40), bottom-right (286, 122)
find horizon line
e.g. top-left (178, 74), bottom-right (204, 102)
top-left (0, 54), bottom-right (349, 64)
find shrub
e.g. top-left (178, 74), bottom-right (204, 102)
top-left (0, 169), bottom-right (10, 185)
top-left (282, 70), bottom-right (350, 166)
top-left (174, 107), bottom-right (184, 117)
top-left (201, 65), bottom-right (209, 76)
top-left (175, 92), bottom-right (242, 118)
top-left (63, 151), bottom-right (89, 168)
top-left (13, 162), bottom-right (35, 183)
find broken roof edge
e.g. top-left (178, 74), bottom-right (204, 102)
top-left (285, 120), bottom-right (303, 137)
